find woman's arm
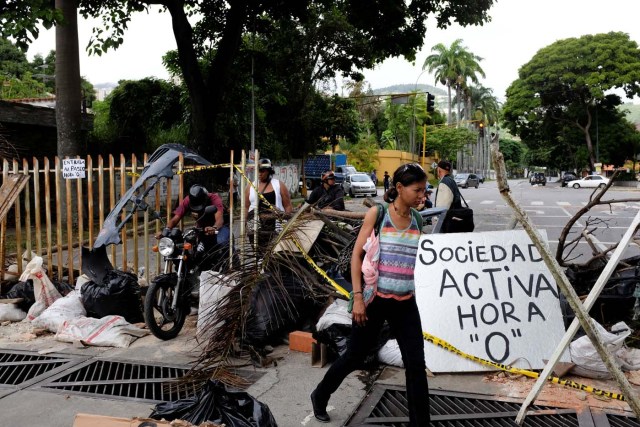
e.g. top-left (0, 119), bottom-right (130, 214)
top-left (350, 206), bottom-right (378, 325)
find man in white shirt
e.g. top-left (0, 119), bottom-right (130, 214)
top-left (434, 160), bottom-right (456, 209)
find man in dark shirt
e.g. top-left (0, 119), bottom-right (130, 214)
top-left (306, 170), bottom-right (345, 210)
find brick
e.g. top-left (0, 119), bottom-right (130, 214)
top-left (289, 331), bottom-right (316, 353)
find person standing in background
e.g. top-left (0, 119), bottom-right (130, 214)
top-left (383, 171), bottom-right (390, 192)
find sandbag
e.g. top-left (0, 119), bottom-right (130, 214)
top-left (0, 303), bottom-right (27, 322)
top-left (150, 379), bottom-right (277, 427)
top-left (32, 290), bottom-right (86, 333)
top-left (81, 270), bottom-right (143, 323)
top-left (19, 257), bottom-right (62, 321)
top-left (56, 315), bottom-right (148, 348)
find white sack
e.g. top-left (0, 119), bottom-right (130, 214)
top-left (197, 271), bottom-right (236, 341)
top-left (20, 257), bottom-right (61, 321)
top-left (378, 339), bottom-right (404, 367)
top-left (32, 291), bottom-right (86, 333)
top-left (570, 320), bottom-right (636, 377)
top-left (0, 303), bottom-right (27, 322)
top-left (315, 299), bottom-right (351, 332)
top-left (56, 315), bottom-right (149, 348)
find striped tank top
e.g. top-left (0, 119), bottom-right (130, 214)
top-left (376, 208), bottom-right (421, 300)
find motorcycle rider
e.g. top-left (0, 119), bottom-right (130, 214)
top-left (157, 184), bottom-right (230, 261)
top-left (306, 170), bottom-right (345, 211)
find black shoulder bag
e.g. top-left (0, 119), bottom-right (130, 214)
top-left (439, 177), bottom-right (475, 233)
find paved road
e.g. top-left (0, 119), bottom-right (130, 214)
top-left (353, 179), bottom-right (640, 263)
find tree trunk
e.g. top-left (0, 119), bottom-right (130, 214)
top-left (164, 0), bottom-right (248, 161)
top-left (55, 0), bottom-right (83, 157)
top-left (446, 84), bottom-right (452, 126)
top-left (580, 107), bottom-right (596, 171)
top-left (165, 0), bottom-right (212, 155)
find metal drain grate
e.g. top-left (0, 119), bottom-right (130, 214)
top-left (37, 358), bottom-right (197, 403)
top-left (36, 358), bottom-right (264, 403)
top-left (345, 385), bottom-right (621, 426)
top-left (0, 349), bottom-right (85, 391)
top-left (601, 413), bottom-right (640, 427)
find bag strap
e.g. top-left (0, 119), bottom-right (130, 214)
top-left (411, 208), bottom-right (423, 230)
top-left (374, 203), bottom-right (386, 236)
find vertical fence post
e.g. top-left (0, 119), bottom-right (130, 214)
top-left (143, 153), bottom-right (150, 284)
top-left (54, 157), bottom-right (63, 280)
top-left (75, 155), bottom-right (84, 280)
top-left (155, 173), bottom-right (161, 276)
top-left (12, 160), bottom-right (23, 274)
top-left (32, 158), bottom-right (42, 257)
top-left (0, 160), bottom-right (7, 281)
top-left (44, 158), bottom-right (53, 278)
top-left (87, 155), bottom-right (94, 248)
top-left (120, 154), bottom-right (127, 271)
top-left (109, 155), bottom-right (116, 268)
top-left (66, 158), bottom-right (74, 285)
top-left (22, 159), bottom-right (32, 268)
top-left (131, 154), bottom-right (138, 275)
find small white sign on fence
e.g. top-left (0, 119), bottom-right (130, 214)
top-left (62, 159), bottom-right (86, 179)
top-left (414, 229), bottom-right (569, 372)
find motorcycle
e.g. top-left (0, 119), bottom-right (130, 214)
top-left (144, 205), bottom-right (219, 340)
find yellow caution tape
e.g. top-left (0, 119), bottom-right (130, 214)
top-left (423, 332), bottom-right (626, 401)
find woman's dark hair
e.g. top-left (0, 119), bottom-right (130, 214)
top-left (383, 163), bottom-right (427, 202)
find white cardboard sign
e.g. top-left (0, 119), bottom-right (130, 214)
top-left (415, 229), bottom-right (569, 372)
top-left (62, 159), bottom-right (86, 179)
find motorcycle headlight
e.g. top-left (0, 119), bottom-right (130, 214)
top-left (158, 237), bottom-right (175, 256)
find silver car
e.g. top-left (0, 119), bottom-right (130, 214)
top-left (454, 173), bottom-right (480, 189)
top-left (342, 173), bottom-right (377, 197)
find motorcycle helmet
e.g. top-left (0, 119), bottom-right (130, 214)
top-left (188, 184), bottom-right (209, 213)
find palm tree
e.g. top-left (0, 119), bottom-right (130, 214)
top-left (422, 39), bottom-right (485, 127)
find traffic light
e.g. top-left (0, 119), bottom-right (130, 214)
top-left (426, 93), bottom-right (435, 113)
top-left (478, 122), bottom-right (485, 137)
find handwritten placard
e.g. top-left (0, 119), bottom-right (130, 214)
top-left (62, 159), bottom-right (85, 179)
top-left (415, 229), bottom-right (569, 372)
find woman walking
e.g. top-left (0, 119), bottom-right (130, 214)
top-left (310, 163), bottom-right (431, 425)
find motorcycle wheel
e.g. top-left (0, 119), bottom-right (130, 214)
top-left (144, 281), bottom-right (188, 340)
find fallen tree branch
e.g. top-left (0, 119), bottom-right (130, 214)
top-left (489, 139), bottom-right (640, 423)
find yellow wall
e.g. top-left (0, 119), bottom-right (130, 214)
top-left (327, 147), bottom-right (437, 181)
top-left (376, 150), bottom-right (437, 181)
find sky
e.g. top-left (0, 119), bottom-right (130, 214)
top-left (26, 0), bottom-right (640, 101)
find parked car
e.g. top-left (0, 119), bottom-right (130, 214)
top-left (566, 174), bottom-right (609, 189)
top-left (342, 173), bottom-right (377, 197)
top-left (454, 173), bottom-right (480, 189)
top-left (529, 172), bottom-right (546, 186)
top-left (561, 172), bottom-right (578, 187)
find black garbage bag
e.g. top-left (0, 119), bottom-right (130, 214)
top-left (314, 322), bottom-right (392, 368)
top-left (2, 280), bottom-right (35, 312)
top-left (244, 273), bottom-right (320, 348)
top-left (2, 279), bottom-right (75, 312)
top-left (80, 270), bottom-right (143, 323)
top-left (149, 379), bottom-right (278, 427)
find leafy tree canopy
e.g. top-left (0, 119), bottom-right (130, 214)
top-left (1, 0), bottom-right (495, 162)
top-left (427, 125), bottom-right (476, 161)
top-left (502, 32), bottom-right (640, 170)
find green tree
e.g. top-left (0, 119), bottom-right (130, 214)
top-left (0, 39), bottom-right (30, 78)
top-left (1, 0), bottom-right (494, 162)
top-left (502, 32), bottom-right (640, 171)
top-left (422, 39), bottom-right (485, 126)
top-left (427, 126), bottom-right (476, 162)
top-left (498, 138), bottom-right (525, 177)
top-left (91, 78), bottom-right (186, 155)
